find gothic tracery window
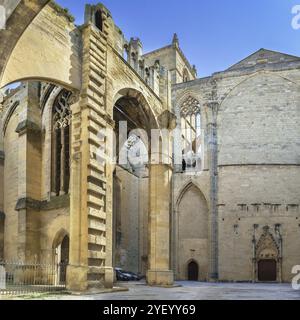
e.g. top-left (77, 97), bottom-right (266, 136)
top-left (51, 89), bottom-right (72, 196)
top-left (182, 68), bottom-right (190, 82)
top-left (180, 96), bottom-right (202, 171)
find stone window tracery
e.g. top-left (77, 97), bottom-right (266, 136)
top-left (182, 68), bottom-right (190, 83)
top-left (180, 96), bottom-right (202, 171)
top-left (51, 90), bottom-right (72, 196)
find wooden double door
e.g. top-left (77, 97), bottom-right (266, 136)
top-left (258, 259), bottom-right (277, 282)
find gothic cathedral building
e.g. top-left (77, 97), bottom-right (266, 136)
top-left (0, 2), bottom-right (299, 290)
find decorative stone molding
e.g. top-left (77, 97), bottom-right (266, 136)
top-left (252, 225), bottom-right (282, 282)
top-left (15, 120), bottom-right (41, 135)
top-left (15, 195), bottom-right (70, 211)
top-left (157, 110), bottom-right (177, 130)
top-left (255, 226), bottom-right (279, 259)
top-left (15, 197), bottom-right (41, 211)
top-left (42, 195), bottom-right (70, 210)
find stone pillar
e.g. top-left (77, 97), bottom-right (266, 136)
top-left (147, 111), bottom-right (175, 286)
top-left (14, 82), bottom-right (42, 263)
top-left (67, 6), bottom-right (113, 290)
top-left (103, 121), bottom-right (115, 288)
top-left (66, 99), bottom-right (89, 292)
top-left (207, 99), bottom-right (219, 281)
top-left (0, 151), bottom-right (4, 260)
top-left (147, 163), bottom-right (174, 286)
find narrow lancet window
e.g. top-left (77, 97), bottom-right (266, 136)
top-left (52, 90), bottom-right (72, 196)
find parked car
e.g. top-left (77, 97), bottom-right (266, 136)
top-left (115, 268), bottom-right (142, 281)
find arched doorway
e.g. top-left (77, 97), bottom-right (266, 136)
top-left (57, 235), bottom-right (69, 284)
top-left (53, 231), bottom-right (69, 284)
top-left (188, 261), bottom-right (199, 281)
top-left (255, 226), bottom-right (280, 282)
top-left (0, 212), bottom-right (4, 260)
top-left (258, 259), bottom-right (277, 282)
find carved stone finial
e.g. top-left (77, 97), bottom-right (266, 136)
top-left (263, 225), bottom-right (270, 234)
top-left (192, 65), bottom-right (197, 76)
top-left (172, 33), bottom-right (179, 47)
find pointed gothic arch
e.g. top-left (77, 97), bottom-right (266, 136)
top-left (173, 182), bottom-right (209, 281)
top-left (176, 181), bottom-right (209, 207)
top-left (254, 226), bottom-right (281, 282)
top-left (51, 89), bottom-right (72, 196)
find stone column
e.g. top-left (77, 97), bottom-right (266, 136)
top-left (67, 7), bottom-right (112, 290)
top-left (60, 128), bottom-right (66, 195)
top-left (103, 121), bottom-right (115, 288)
top-left (14, 82), bottom-right (42, 263)
top-left (66, 99), bottom-right (89, 292)
top-left (0, 150), bottom-right (4, 259)
top-left (147, 163), bottom-right (174, 286)
top-left (207, 99), bottom-right (219, 281)
top-left (147, 111), bottom-right (176, 286)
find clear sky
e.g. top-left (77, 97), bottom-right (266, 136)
top-left (30, 1), bottom-right (300, 78)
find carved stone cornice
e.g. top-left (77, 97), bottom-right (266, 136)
top-left (15, 195), bottom-right (70, 211)
top-left (15, 120), bottom-right (41, 135)
top-left (15, 197), bottom-right (41, 211)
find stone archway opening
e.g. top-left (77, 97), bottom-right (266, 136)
top-left (112, 91), bottom-right (153, 279)
top-left (187, 260), bottom-right (199, 281)
top-left (53, 231), bottom-right (69, 285)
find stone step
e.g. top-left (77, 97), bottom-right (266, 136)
top-left (89, 54), bottom-right (106, 74)
top-left (88, 114), bottom-right (107, 129)
top-left (88, 79), bottom-right (106, 97)
top-left (88, 250), bottom-right (106, 260)
top-left (90, 37), bottom-right (106, 54)
top-left (87, 194), bottom-right (105, 207)
top-left (89, 158), bottom-right (105, 173)
top-left (87, 167), bottom-right (107, 183)
top-left (89, 45), bottom-right (106, 66)
top-left (88, 266), bottom-right (105, 275)
top-left (88, 207), bottom-right (106, 220)
top-left (80, 98), bottom-right (106, 118)
top-left (88, 182), bottom-right (106, 196)
top-left (88, 130), bottom-right (103, 147)
top-left (82, 88), bottom-right (105, 106)
top-left (91, 28), bottom-right (108, 45)
top-left (88, 120), bottom-right (105, 136)
top-left (88, 218), bottom-right (106, 232)
top-left (88, 234), bottom-right (106, 246)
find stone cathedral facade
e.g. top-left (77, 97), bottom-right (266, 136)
top-left (0, 2), bottom-right (299, 290)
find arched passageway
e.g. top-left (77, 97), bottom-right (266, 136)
top-left (53, 232), bottom-right (69, 284)
top-left (112, 91), bottom-right (152, 276)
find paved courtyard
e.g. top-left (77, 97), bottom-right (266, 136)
top-left (32, 281), bottom-right (300, 300)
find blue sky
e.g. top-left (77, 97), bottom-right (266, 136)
top-left (27, 1), bottom-right (300, 78)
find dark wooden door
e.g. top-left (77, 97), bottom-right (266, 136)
top-left (258, 259), bottom-right (277, 281)
top-left (188, 261), bottom-right (199, 281)
top-left (59, 235), bottom-right (69, 283)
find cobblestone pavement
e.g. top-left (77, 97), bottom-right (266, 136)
top-left (34, 281), bottom-right (300, 300)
